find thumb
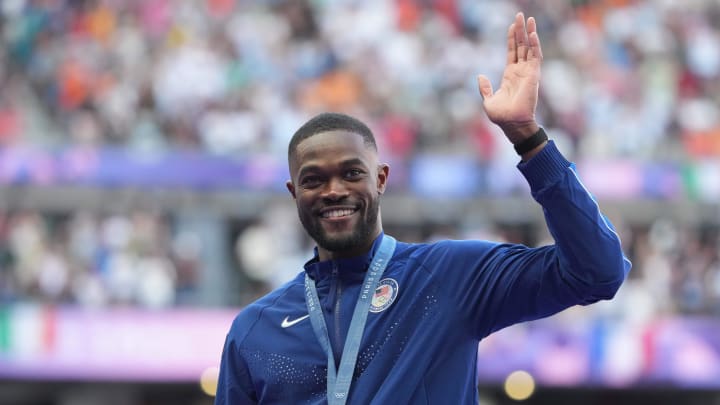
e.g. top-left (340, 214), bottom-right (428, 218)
top-left (477, 75), bottom-right (494, 100)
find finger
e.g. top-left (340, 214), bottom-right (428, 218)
top-left (527, 17), bottom-right (543, 61)
top-left (477, 75), bottom-right (494, 99)
top-left (515, 12), bottom-right (529, 62)
top-left (506, 22), bottom-right (517, 64)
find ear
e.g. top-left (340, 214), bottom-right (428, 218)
top-left (376, 163), bottom-right (390, 195)
top-left (286, 180), bottom-right (296, 199)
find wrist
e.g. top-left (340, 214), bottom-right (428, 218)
top-left (500, 121), bottom-right (540, 144)
top-left (513, 127), bottom-right (548, 156)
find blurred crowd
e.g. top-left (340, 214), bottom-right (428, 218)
top-left (1, 207), bottom-right (719, 317)
top-left (1, 0), bottom-right (720, 164)
top-left (620, 219), bottom-right (720, 318)
top-left (0, 210), bottom-right (202, 308)
top-left (0, 0), bottom-right (720, 316)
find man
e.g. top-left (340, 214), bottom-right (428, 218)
top-left (216, 12), bottom-right (630, 404)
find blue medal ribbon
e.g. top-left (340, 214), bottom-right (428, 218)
top-left (305, 235), bottom-right (396, 405)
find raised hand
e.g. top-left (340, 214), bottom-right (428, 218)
top-left (477, 12), bottom-right (543, 144)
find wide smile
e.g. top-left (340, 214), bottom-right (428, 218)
top-left (318, 206), bottom-right (359, 221)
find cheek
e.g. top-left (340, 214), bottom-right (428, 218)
top-left (362, 189), bottom-right (380, 207)
top-left (296, 194), bottom-right (315, 212)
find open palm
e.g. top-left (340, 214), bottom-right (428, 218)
top-left (478, 13), bottom-right (543, 143)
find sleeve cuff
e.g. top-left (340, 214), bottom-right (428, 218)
top-left (516, 140), bottom-right (572, 193)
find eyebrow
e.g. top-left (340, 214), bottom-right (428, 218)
top-left (339, 158), bottom-right (369, 169)
top-left (297, 158), bottom-right (369, 179)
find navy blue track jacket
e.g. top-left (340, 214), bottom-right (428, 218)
top-left (216, 141), bottom-right (631, 404)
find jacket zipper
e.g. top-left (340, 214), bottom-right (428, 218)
top-left (332, 262), bottom-right (342, 368)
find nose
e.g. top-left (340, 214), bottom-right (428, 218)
top-left (321, 177), bottom-right (349, 201)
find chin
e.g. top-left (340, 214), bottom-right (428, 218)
top-left (318, 231), bottom-right (365, 252)
top-left (321, 237), bottom-right (355, 252)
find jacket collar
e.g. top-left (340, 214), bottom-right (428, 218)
top-left (304, 232), bottom-right (385, 284)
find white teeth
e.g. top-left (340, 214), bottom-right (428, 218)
top-left (322, 209), bottom-right (355, 218)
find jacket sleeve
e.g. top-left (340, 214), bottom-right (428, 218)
top-left (518, 140), bottom-right (631, 304)
top-left (440, 140), bottom-right (631, 339)
top-left (215, 332), bottom-right (257, 405)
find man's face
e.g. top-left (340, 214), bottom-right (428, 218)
top-left (287, 131), bottom-right (389, 257)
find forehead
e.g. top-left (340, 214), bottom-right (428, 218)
top-left (291, 130), bottom-right (376, 174)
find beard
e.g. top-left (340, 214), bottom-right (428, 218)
top-left (299, 198), bottom-right (380, 253)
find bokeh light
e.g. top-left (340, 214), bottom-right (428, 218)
top-left (504, 370), bottom-right (535, 401)
top-left (200, 366), bottom-right (220, 397)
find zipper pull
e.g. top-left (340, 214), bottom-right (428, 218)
top-left (327, 262), bottom-right (339, 313)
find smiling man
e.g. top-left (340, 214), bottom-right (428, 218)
top-left (216, 13), bottom-right (631, 405)
top-left (288, 125), bottom-right (387, 260)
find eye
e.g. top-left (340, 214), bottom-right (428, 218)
top-left (300, 176), bottom-right (322, 188)
top-left (344, 169), bottom-right (364, 179)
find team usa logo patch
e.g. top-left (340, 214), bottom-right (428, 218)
top-left (370, 278), bottom-right (399, 313)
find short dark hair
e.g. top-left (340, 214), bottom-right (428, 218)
top-left (288, 112), bottom-right (377, 161)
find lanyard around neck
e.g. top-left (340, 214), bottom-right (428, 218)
top-left (304, 235), bottom-right (396, 405)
